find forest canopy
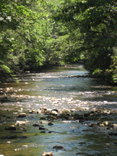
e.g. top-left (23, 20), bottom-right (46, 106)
top-left (0, 0), bottom-right (117, 84)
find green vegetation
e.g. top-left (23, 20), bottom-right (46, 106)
top-left (0, 0), bottom-right (117, 84)
top-left (53, 0), bottom-right (117, 84)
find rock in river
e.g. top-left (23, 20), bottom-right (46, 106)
top-left (5, 125), bottom-right (16, 130)
top-left (53, 145), bottom-right (66, 151)
top-left (33, 123), bottom-right (39, 127)
top-left (1, 135), bottom-right (28, 139)
top-left (112, 124), bottom-right (117, 130)
top-left (39, 125), bottom-right (47, 131)
top-left (41, 152), bottom-right (53, 156)
top-left (48, 122), bottom-right (53, 126)
top-left (17, 113), bottom-right (26, 118)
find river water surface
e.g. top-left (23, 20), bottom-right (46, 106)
top-left (0, 64), bottom-right (117, 156)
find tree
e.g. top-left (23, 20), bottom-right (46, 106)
top-left (0, 0), bottom-right (47, 81)
top-left (53, 0), bottom-right (117, 84)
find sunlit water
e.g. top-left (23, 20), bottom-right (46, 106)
top-left (0, 64), bottom-right (117, 156)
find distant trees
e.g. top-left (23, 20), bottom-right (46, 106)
top-left (0, 0), bottom-right (117, 84)
top-left (53, 0), bottom-right (117, 84)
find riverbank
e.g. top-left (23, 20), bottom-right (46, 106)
top-left (0, 62), bottom-right (117, 86)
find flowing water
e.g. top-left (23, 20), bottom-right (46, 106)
top-left (0, 64), bottom-right (117, 156)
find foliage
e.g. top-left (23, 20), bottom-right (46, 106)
top-left (0, 0), bottom-right (117, 85)
top-left (0, 0), bottom-right (66, 79)
top-left (53, 0), bottom-right (117, 84)
top-left (0, 0), bottom-right (47, 78)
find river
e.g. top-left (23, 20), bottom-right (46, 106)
top-left (0, 64), bottom-right (117, 156)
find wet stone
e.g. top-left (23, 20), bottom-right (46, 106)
top-left (99, 123), bottom-right (105, 127)
top-left (88, 123), bottom-right (96, 127)
top-left (33, 123), bottom-right (39, 126)
top-left (109, 132), bottom-right (117, 136)
top-left (112, 124), bottom-right (117, 129)
top-left (39, 125), bottom-right (47, 130)
top-left (51, 111), bottom-right (58, 116)
top-left (48, 131), bottom-right (54, 133)
top-left (47, 115), bottom-right (57, 120)
top-left (40, 108), bottom-right (47, 114)
top-left (17, 113), bottom-right (26, 118)
top-left (41, 152), bottom-right (53, 156)
top-left (97, 121), bottom-right (111, 127)
top-left (5, 125), bottom-right (16, 130)
top-left (105, 143), bottom-right (111, 146)
top-left (40, 107), bottom-right (47, 111)
top-left (40, 117), bottom-right (47, 120)
top-left (48, 122), bottom-right (53, 126)
top-left (78, 142), bottom-right (86, 145)
top-left (103, 121), bottom-right (111, 126)
top-left (53, 145), bottom-right (66, 151)
top-left (40, 131), bottom-right (46, 133)
top-left (22, 145), bottom-right (28, 148)
top-left (1, 135), bottom-right (28, 139)
top-left (15, 121), bottom-right (27, 126)
top-left (52, 109), bottom-right (59, 112)
top-left (29, 110), bottom-right (39, 114)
